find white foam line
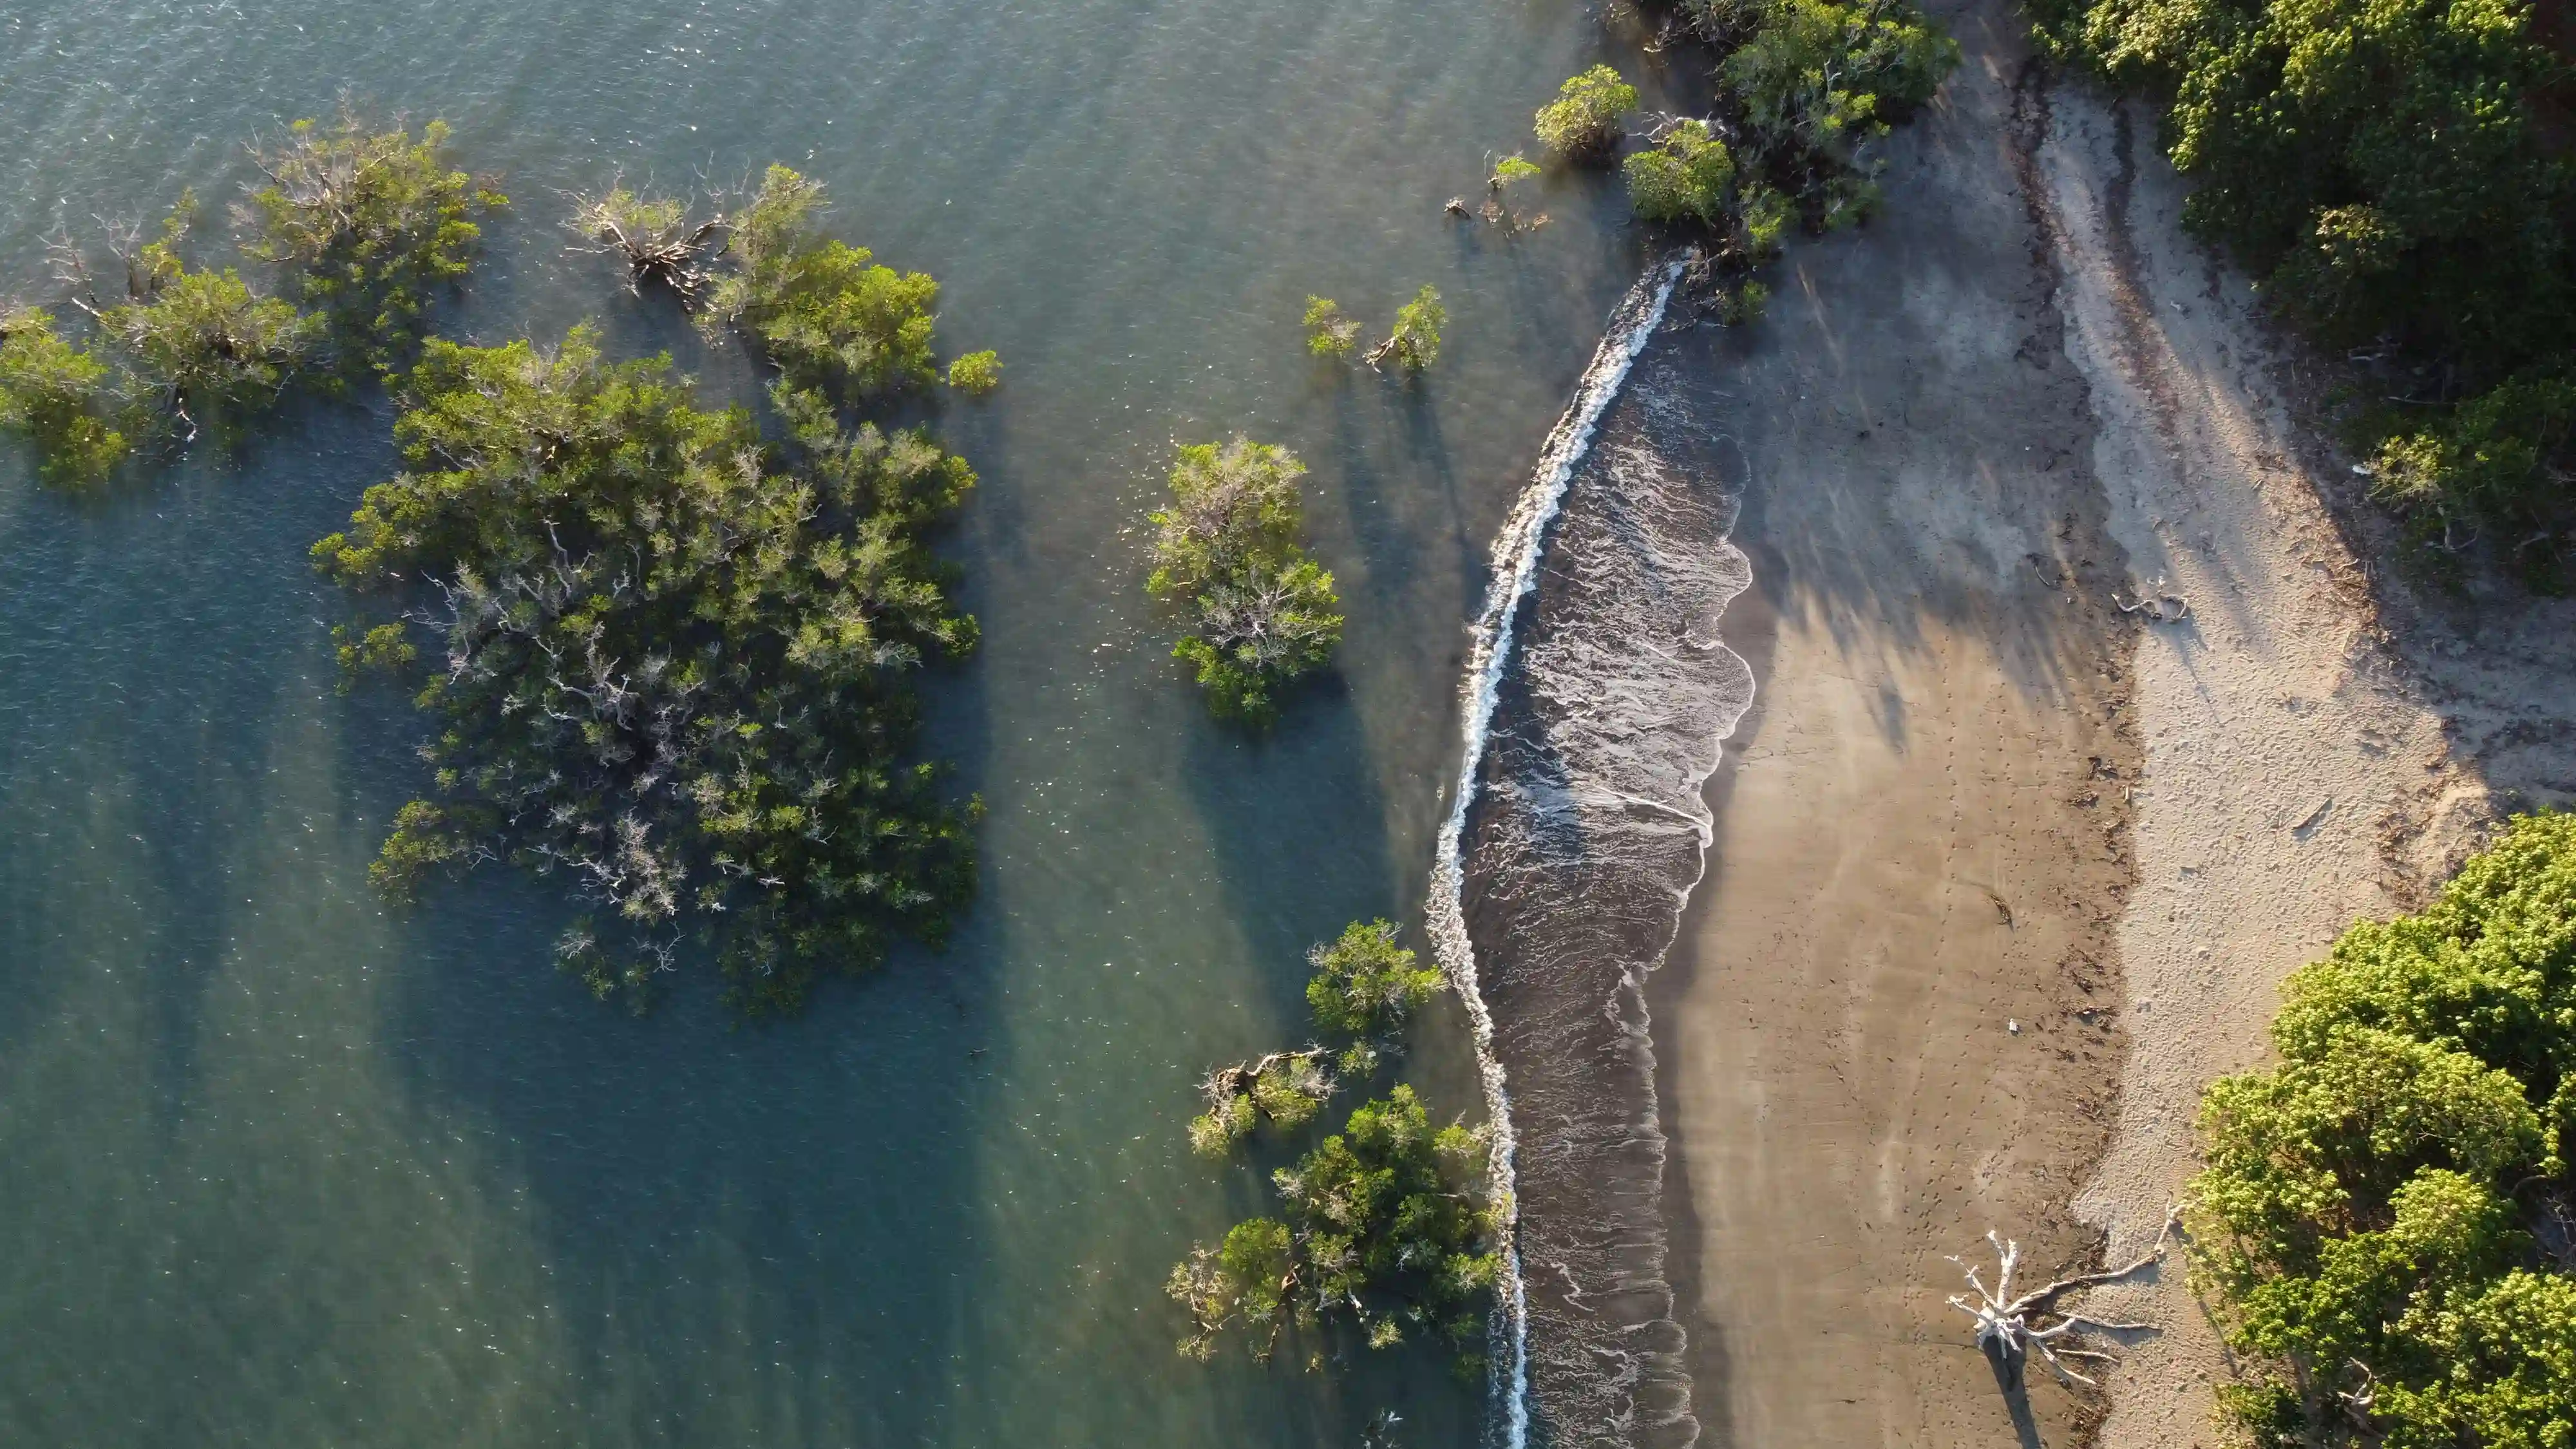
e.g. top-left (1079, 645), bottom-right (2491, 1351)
top-left (1429, 253), bottom-right (1689, 1449)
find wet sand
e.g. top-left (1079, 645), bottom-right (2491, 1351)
top-left (1647, 6), bottom-right (2146, 1443)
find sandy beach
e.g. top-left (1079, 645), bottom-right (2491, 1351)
top-left (1642, 0), bottom-right (2576, 1444)
top-left (1647, 7), bottom-right (2145, 1441)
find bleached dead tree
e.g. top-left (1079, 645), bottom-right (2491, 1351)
top-left (566, 182), bottom-right (726, 302)
top-left (1948, 1210), bottom-right (2177, 1392)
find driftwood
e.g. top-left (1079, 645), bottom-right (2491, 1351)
top-left (565, 182), bottom-right (727, 303)
top-left (1948, 1209), bottom-right (2178, 1390)
top-left (2113, 573), bottom-right (2192, 621)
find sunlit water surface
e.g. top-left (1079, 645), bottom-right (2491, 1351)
top-left (0, 0), bottom-right (1661, 1443)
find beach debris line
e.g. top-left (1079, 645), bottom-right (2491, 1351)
top-left (1946, 1209), bottom-right (2177, 1391)
top-left (1167, 920), bottom-right (1499, 1376)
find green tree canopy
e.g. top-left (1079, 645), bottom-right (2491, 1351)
top-left (1306, 919), bottom-right (1443, 1039)
top-left (0, 307), bottom-right (131, 486)
top-left (703, 165), bottom-right (945, 398)
top-left (1145, 438), bottom-right (1343, 723)
top-left (1535, 64), bottom-right (1640, 160)
top-left (1170, 1086), bottom-right (1501, 1365)
top-left (2189, 811), bottom-right (2576, 1447)
top-left (315, 326), bottom-right (980, 1012)
top-left (240, 113), bottom-right (504, 368)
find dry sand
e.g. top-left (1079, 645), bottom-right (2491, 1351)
top-left (1645, 4), bottom-right (2576, 1448)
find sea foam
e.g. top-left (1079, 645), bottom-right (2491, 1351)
top-left (1431, 254), bottom-right (1759, 1448)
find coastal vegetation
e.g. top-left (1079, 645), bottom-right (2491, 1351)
top-left (1172, 921), bottom-right (1500, 1370)
top-left (0, 307), bottom-right (135, 484)
top-left (0, 116), bottom-right (497, 484)
top-left (2186, 812), bottom-right (2576, 1446)
top-left (1145, 437), bottom-right (1343, 723)
top-left (2030, 0), bottom-right (2576, 583)
top-left (569, 184), bottom-right (727, 301)
top-left (1170, 1086), bottom-right (1502, 1365)
top-left (317, 326), bottom-right (982, 1012)
top-left (701, 164), bottom-right (945, 398)
top-left (1364, 285), bottom-right (1446, 372)
top-left (1302, 296), bottom-right (1360, 359)
top-left (1535, 64), bottom-right (1641, 160)
top-left (240, 113), bottom-right (504, 368)
top-left (1535, 0), bottom-right (1955, 316)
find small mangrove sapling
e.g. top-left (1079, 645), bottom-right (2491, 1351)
top-left (1365, 285), bottom-right (1444, 372)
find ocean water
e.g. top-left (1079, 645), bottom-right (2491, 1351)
top-left (0, 1), bottom-right (1678, 1444)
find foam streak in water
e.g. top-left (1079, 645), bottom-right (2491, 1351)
top-left (1428, 255), bottom-right (1687, 1449)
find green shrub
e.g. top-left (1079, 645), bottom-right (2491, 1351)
top-left (0, 307), bottom-right (131, 486)
top-left (1721, 0), bottom-right (1955, 168)
top-left (1625, 119), bottom-right (1743, 227)
top-left (1170, 1086), bottom-right (1501, 1365)
top-left (705, 164), bottom-right (946, 397)
top-left (99, 216), bottom-right (320, 438)
top-left (242, 113), bottom-right (504, 368)
top-left (1306, 919), bottom-right (1443, 1039)
top-left (315, 325), bottom-right (980, 1012)
top-left (1145, 438), bottom-right (1343, 723)
top-left (945, 348), bottom-right (1001, 394)
top-left (1535, 64), bottom-right (1639, 160)
top-left (2188, 811), bottom-right (2576, 1448)
top-left (1302, 296), bottom-right (1359, 359)
top-left (1373, 285), bottom-right (1445, 372)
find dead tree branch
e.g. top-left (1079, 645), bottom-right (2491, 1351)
top-left (1948, 1209), bottom-right (2178, 1390)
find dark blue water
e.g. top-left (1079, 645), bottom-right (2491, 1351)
top-left (0, 0), bottom-right (1669, 1443)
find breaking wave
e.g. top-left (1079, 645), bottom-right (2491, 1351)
top-left (1430, 255), bottom-right (1757, 1449)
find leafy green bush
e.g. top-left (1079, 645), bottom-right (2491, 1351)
top-left (2188, 811), bottom-right (2576, 1448)
top-left (93, 203), bottom-right (321, 438)
top-left (1621, 0), bottom-right (1953, 317)
top-left (1170, 1086), bottom-right (1501, 1364)
top-left (1306, 919), bottom-right (1442, 1039)
top-left (1302, 296), bottom-right (1359, 359)
top-left (1374, 285), bottom-right (1445, 372)
top-left (0, 307), bottom-right (131, 486)
top-left (1189, 918), bottom-right (1447, 1157)
top-left (241, 113), bottom-right (504, 368)
top-left (315, 325), bottom-right (981, 1012)
top-left (1721, 0), bottom-right (1955, 171)
top-left (1145, 437), bottom-right (1342, 723)
top-left (945, 348), bottom-right (1001, 394)
top-left (2036, 0), bottom-right (2576, 566)
top-left (703, 164), bottom-right (947, 398)
top-left (1534, 64), bottom-right (1640, 160)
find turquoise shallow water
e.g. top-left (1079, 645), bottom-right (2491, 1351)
top-left (0, 0), bottom-right (1659, 1443)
